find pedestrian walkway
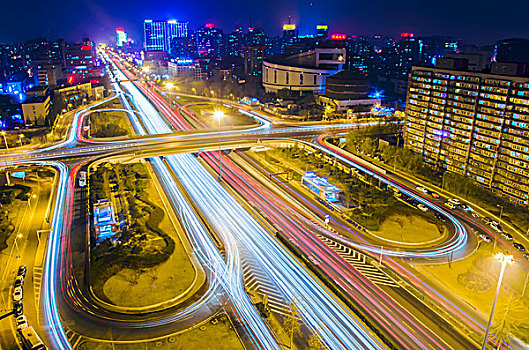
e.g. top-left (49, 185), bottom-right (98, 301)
top-left (317, 234), bottom-right (401, 288)
top-left (241, 257), bottom-right (288, 316)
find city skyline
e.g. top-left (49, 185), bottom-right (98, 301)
top-left (2, 0), bottom-right (529, 44)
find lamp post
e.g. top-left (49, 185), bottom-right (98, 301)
top-left (18, 134), bottom-right (24, 147)
top-left (213, 110), bottom-right (225, 181)
top-left (497, 204), bottom-right (504, 221)
top-left (482, 252), bottom-right (514, 350)
top-left (1, 131), bottom-right (8, 150)
top-left (14, 233), bottom-right (22, 258)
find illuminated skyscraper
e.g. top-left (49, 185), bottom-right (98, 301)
top-left (316, 25), bottom-right (328, 40)
top-left (144, 19), bottom-right (189, 54)
top-left (282, 22), bottom-right (298, 53)
top-left (116, 28), bottom-right (127, 47)
top-left (144, 20), bottom-right (167, 51)
top-left (195, 24), bottom-right (224, 58)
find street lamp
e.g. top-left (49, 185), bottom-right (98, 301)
top-left (14, 233), bottom-right (23, 258)
top-left (1, 131), bottom-right (8, 150)
top-left (497, 204), bottom-right (504, 221)
top-left (18, 134), bottom-right (24, 147)
top-left (213, 110), bottom-right (225, 181)
top-left (482, 252), bottom-right (514, 350)
top-left (165, 82), bottom-right (174, 90)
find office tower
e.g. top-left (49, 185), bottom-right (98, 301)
top-left (195, 24), bottom-right (224, 59)
top-left (495, 38), bottom-right (529, 63)
top-left (227, 27), bottom-right (244, 57)
top-left (116, 28), bottom-right (127, 47)
top-left (144, 20), bottom-right (167, 51)
top-left (281, 18), bottom-right (298, 53)
top-left (315, 25), bottom-right (328, 40)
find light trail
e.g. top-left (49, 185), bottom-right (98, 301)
top-left (110, 54), bottom-right (384, 349)
top-left (39, 160), bottom-right (73, 350)
top-left (200, 150), bottom-right (453, 349)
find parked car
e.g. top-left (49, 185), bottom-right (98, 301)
top-left (459, 203), bottom-right (473, 211)
top-left (448, 198), bottom-right (461, 205)
top-left (434, 212), bottom-right (446, 222)
top-left (417, 203), bottom-right (428, 212)
top-left (13, 301), bottom-right (23, 316)
top-left (479, 234), bottom-right (492, 243)
top-left (15, 315), bottom-right (28, 330)
top-left (14, 276), bottom-right (23, 288)
top-left (501, 232), bottom-right (513, 241)
top-left (17, 265), bottom-right (26, 278)
top-left (471, 212), bottom-right (480, 218)
top-left (513, 243), bottom-right (526, 252)
top-left (523, 253), bottom-right (529, 261)
top-left (416, 186), bottom-right (428, 194)
top-left (13, 286), bottom-right (23, 301)
top-left (482, 216), bottom-right (493, 224)
top-left (429, 191), bottom-right (440, 198)
top-left (444, 202), bottom-right (456, 209)
top-left (490, 222), bottom-right (503, 233)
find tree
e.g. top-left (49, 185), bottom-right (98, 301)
top-left (308, 331), bottom-right (327, 350)
top-left (493, 296), bottom-right (526, 348)
top-left (283, 302), bottom-right (302, 349)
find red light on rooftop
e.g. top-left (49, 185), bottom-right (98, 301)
top-left (331, 34), bottom-right (346, 40)
top-left (249, 27), bottom-right (254, 32)
top-left (116, 28), bottom-right (124, 32)
top-left (67, 76), bottom-right (74, 84)
top-left (81, 45), bottom-right (92, 50)
top-left (401, 32), bottom-right (414, 38)
top-left (205, 23), bottom-right (214, 28)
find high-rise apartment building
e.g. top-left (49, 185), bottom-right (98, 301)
top-left (404, 60), bottom-right (529, 205)
top-left (242, 45), bottom-right (265, 76)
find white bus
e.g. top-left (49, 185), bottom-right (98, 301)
top-left (19, 326), bottom-right (46, 350)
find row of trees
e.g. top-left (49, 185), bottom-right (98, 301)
top-left (273, 146), bottom-right (411, 230)
top-left (342, 124), bottom-right (529, 232)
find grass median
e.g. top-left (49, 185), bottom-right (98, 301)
top-left (89, 161), bottom-right (194, 307)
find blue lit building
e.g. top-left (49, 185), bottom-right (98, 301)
top-left (93, 199), bottom-right (119, 243)
top-left (145, 19), bottom-right (189, 55)
top-left (302, 172), bottom-right (340, 202)
top-left (144, 20), bottom-right (167, 51)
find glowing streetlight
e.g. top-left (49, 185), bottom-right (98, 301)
top-left (18, 134), bottom-right (24, 147)
top-left (1, 131), bottom-right (8, 150)
top-left (142, 66), bottom-right (150, 73)
top-left (213, 110), bottom-right (225, 181)
top-left (165, 82), bottom-right (174, 90)
top-left (482, 252), bottom-right (514, 350)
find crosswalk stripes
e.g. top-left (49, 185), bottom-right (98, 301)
top-left (241, 258), bottom-right (287, 315)
top-left (65, 328), bottom-right (83, 349)
top-left (33, 266), bottom-right (43, 310)
top-left (317, 235), bottom-right (401, 288)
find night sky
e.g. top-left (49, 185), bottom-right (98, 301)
top-left (2, 0), bottom-right (529, 45)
